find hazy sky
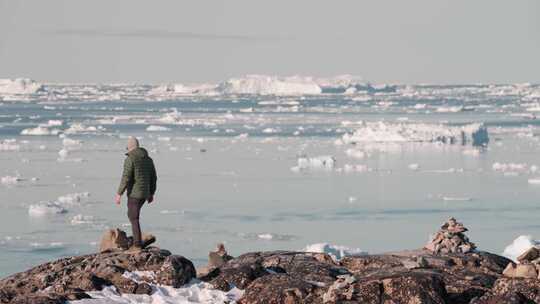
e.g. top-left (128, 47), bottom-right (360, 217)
top-left (1, 0), bottom-right (539, 84)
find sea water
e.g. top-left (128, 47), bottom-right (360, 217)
top-left (1, 79), bottom-right (540, 277)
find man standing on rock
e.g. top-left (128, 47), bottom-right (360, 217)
top-left (115, 137), bottom-right (157, 252)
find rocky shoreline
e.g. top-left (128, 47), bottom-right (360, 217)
top-left (2, 219), bottom-right (540, 304)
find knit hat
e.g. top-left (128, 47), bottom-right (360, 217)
top-left (127, 137), bottom-right (139, 152)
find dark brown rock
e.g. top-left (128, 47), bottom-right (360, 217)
top-left (0, 246), bottom-right (195, 302)
top-left (238, 274), bottom-right (316, 304)
top-left (490, 277), bottom-right (540, 303)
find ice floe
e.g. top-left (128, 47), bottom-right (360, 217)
top-left (291, 155), bottom-right (336, 172)
top-left (21, 126), bottom-right (60, 136)
top-left (0, 139), bottom-right (20, 151)
top-left (28, 202), bottom-right (68, 217)
top-left (1, 176), bottom-right (22, 185)
top-left (57, 192), bottom-right (90, 205)
top-left (147, 125), bottom-right (171, 132)
top-left (303, 243), bottom-right (367, 261)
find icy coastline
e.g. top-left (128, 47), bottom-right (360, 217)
top-left (1, 220), bottom-right (539, 304)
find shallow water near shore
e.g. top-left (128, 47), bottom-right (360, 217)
top-left (1, 83), bottom-right (540, 277)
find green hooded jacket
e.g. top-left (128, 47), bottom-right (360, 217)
top-left (117, 147), bottom-right (157, 199)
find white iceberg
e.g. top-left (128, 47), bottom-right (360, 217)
top-left (342, 122), bottom-right (489, 146)
top-left (0, 78), bottom-right (43, 94)
top-left (303, 243), bottom-right (367, 261)
top-left (217, 75), bottom-right (322, 96)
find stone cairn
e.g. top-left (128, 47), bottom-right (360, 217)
top-left (503, 247), bottom-right (540, 279)
top-left (424, 217), bottom-right (476, 254)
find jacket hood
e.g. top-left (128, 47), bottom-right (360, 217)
top-left (126, 147), bottom-right (149, 159)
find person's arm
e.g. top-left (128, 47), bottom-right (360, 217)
top-left (148, 159), bottom-right (157, 203)
top-left (116, 157), bottom-right (134, 203)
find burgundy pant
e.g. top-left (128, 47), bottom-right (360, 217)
top-left (127, 197), bottom-right (145, 247)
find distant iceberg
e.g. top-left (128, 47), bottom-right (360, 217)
top-left (341, 122), bottom-right (489, 147)
top-left (146, 75), bottom-right (396, 97)
top-left (0, 78), bottom-right (43, 94)
top-left (217, 75), bottom-right (322, 96)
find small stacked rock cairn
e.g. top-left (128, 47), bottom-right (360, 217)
top-left (503, 247), bottom-right (540, 279)
top-left (424, 217), bottom-right (476, 254)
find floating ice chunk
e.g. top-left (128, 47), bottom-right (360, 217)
top-left (1, 176), bottom-right (22, 185)
top-left (435, 106), bottom-right (472, 113)
top-left (218, 75), bottom-right (322, 96)
top-left (492, 162), bottom-right (528, 173)
top-left (303, 243), bottom-right (367, 261)
top-left (0, 78), bottom-right (43, 94)
top-left (62, 138), bottom-right (82, 149)
top-left (235, 133), bottom-right (249, 140)
top-left (28, 202), bottom-right (67, 217)
top-left (58, 192), bottom-right (90, 205)
top-left (58, 148), bottom-right (69, 159)
top-left (442, 197), bottom-right (472, 201)
top-left (342, 122), bottom-right (489, 146)
top-left (64, 124), bottom-right (101, 134)
top-left (147, 125), bottom-right (171, 132)
top-left (46, 120), bottom-right (63, 127)
top-left (408, 163), bottom-right (420, 171)
top-left (0, 139), bottom-right (20, 151)
top-left (343, 164), bottom-right (371, 173)
top-left (528, 179), bottom-right (540, 185)
top-left (503, 235), bottom-right (540, 262)
top-left (262, 128), bottom-right (278, 134)
top-left (258, 233), bottom-right (274, 240)
top-left (292, 155), bottom-right (335, 172)
top-left (21, 126), bottom-right (60, 136)
top-left (462, 148), bottom-right (481, 156)
top-left (345, 148), bottom-right (367, 159)
top-left (70, 214), bottom-right (95, 225)
top-left (157, 109), bottom-right (182, 124)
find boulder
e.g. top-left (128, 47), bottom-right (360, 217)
top-left (517, 247), bottom-right (540, 264)
top-left (0, 246), bottom-right (195, 302)
top-left (99, 228), bottom-right (130, 252)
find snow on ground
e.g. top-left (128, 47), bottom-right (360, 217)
top-left (503, 235), bottom-right (540, 262)
top-left (69, 272), bottom-right (243, 304)
top-left (303, 243), bottom-right (367, 261)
